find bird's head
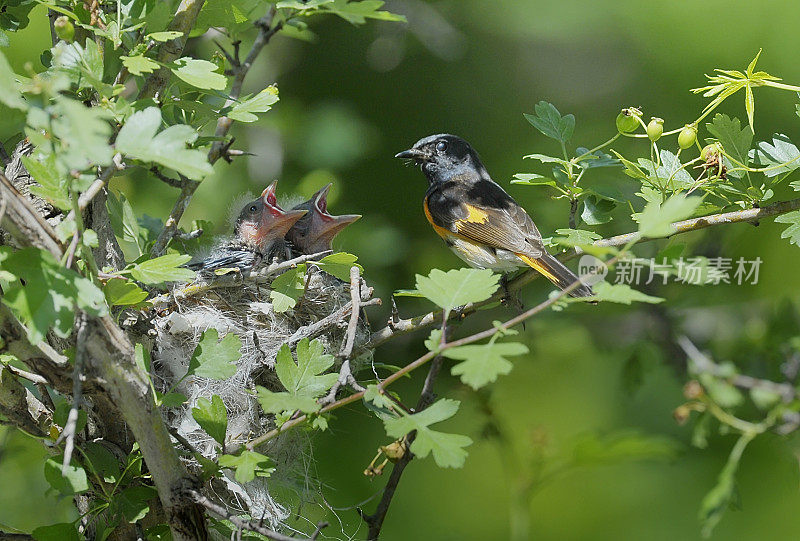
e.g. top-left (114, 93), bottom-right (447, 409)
top-left (234, 180), bottom-right (307, 250)
top-left (395, 134), bottom-right (489, 184)
top-left (286, 183), bottom-right (361, 254)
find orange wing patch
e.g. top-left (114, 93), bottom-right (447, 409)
top-left (516, 253), bottom-right (558, 284)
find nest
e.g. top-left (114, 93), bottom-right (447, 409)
top-left (150, 266), bottom-right (371, 528)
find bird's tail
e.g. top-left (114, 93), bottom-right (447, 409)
top-left (516, 252), bottom-right (595, 298)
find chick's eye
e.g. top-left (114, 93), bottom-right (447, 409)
top-left (436, 140), bottom-right (447, 152)
top-left (249, 205), bottom-right (258, 212)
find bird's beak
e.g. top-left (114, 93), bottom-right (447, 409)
top-left (257, 180), bottom-right (308, 240)
top-left (394, 148), bottom-right (428, 161)
top-left (261, 180), bottom-right (279, 207)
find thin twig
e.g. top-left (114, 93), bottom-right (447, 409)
top-left (149, 251), bottom-right (333, 308)
top-left (5, 364), bottom-right (48, 385)
top-left (339, 266), bottom-right (362, 358)
top-left (66, 154), bottom-right (124, 221)
top-left (678, 336), bottom-right (798, 402)
top-left (191, 490), bottom-right (320, 541)
top-left (57, 311), bottom-right (88, 473)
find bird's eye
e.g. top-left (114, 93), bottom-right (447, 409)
top-left (249, 205), bottom-right (258, 212)
top-left (435, 140), bottom-right (447, 152)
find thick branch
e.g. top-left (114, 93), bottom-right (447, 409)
top-left (0, 184), bottom-right (208, 541)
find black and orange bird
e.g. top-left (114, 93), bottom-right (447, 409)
top-left (188, 181), bottom-right (307, 273)
top-left (395, 134), bottom-right (594, 298)
top-left (285, 183), bottom-right (361, 255)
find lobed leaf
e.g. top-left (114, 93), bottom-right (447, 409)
top-left (445, 341), bottom-right (529, 390)
top-left (415, 268), bottom-right (500, 311)
top-left (187, 328), bottom-right (241, 380)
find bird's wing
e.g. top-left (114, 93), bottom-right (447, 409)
top-left (433, 180), bottom-right (545, 258)
top-left (188, 247), bottom-right (258, 272)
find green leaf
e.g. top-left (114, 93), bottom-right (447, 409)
top-left (120, 54), bottom-right (160, 76)
top-left (195, 0), bottom-right (262, 36)
top-left (638, 150), bottom-right (693, 190)
top-left (82, 442), bottom-right (121, 484)
top-left (323, 0), bottom-right (406, 24)
top-left (106, 190), bottom-right (141, 248)
top-left (0, 247), bottom-right (107, 342)
top-left (227, 86), bottom-right (279, 122)
top-left (103, 278), bottom-right (149, 306)
top-left (523, 101), bottom-right (575, 143)
top-left (581, 195), bottom-right (616, 226)
top-left (750, 134), bottom-right (800, 177)
top-left (635, 194), bottom-right (701, 238)
top-left (44, 455), bottom-right (88, 495)
top-left (157, 391), bottom-right (188, 408)
top-left (315, 252), bottom-right (361, 281)
top-left (32, 523), bottom-right (80, 541)
top-left (171, 58), bottom-right (227, 90)
top-left (415, 268), bottom-right (500, 311)
top-left (592, 282), bottom-right (664, 305)
top-left (115, 486), bottom-right (158, 523)
top-left (255, 387), bottom-right (319, 414)
top-left (510, 173), bottom-right (557, 187)
top-left (706, 114), bottom-right (753, 168)
top-left (51, 40), bottom-right (104, 90)
top-left (147, 31), bottom-right (184, 42)
top-left (383, 398), bottom-right (472, 468)
top-left (218, 450), bottom-right (274, 484)
top-left (50, 96), bottom-right (113, 170)
top-left (187, 328), bottom-right (241, 380)
top-left (256, 339), bottom-right (337, 414)
top-left (575, 148), bottom-right (620, 169)
top-left (115, 107), bottom-right (214, 180)
top-left (552, 228), bottom-right (602, 248)
top-left (128, 254), bottom-right (195, 284)
top-left (0, 50), bottom-right (25, 109)
top-left (191, 395), bottom-right (228, 446)
top-left (446, 341), bottom-right (529, 390)
top-left (270, 264), bottom-right (306, 312)
top-left (22, 154), bottom-right (69, 210)
top-left (699, 433), bottom-right (753, 537)
top-left (774, 211), bottom-right (800, 247)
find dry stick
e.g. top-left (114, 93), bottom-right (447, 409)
top-left (322, 267), bottom-right (367, 405)
top-left (151, 7), bottom-right (283, 258)
top-left (57, 311), bottom-right (88, 474)
top-left (364, 196), bottom-right (800, 352)
top-left (191, 490), bottom-right (323, 541)
top-left (4, 364), bottom-right (48, 385)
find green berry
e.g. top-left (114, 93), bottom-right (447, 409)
top-left (54, 16), bottom-right (74, 43)
top-left (701, 143), bottom-right (722, 161)
top-left (616, 107), bottom-right (642, 134)
top-left (678, 125), bottom-right (697, 149)
top-left (646, 117), bottom-right (664, 141)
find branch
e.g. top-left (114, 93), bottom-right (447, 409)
top-left (246, 274), bottom-right (591, 451)
top-left (138, 0), bottom-right (208, 100)
top-left (364, 197), bottom-right (800, 352)
top-left (678, 336), bottom-right (798, 402)
top-left (151, 7), bottom-right (283, 257)
top-left (191, 490), bottom-right (324, 541)
top-left (0, 184), bottom-right (208, 541)
top-left (149, 250), bottom-right (332, 309)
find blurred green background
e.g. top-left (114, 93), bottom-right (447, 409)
top-left (4, 1), bottom-right (800, 539)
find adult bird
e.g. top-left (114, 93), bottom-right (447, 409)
top-left (395, 134), bottom-right (594, 298)
top-left (188, 180), bottom-right (307, 274)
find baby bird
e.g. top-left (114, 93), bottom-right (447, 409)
top-left (285, 183), bottom-right (361, 255)
top-left (188, 181), bottom-right (307, 274)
